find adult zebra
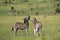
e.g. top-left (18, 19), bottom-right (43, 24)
top-left (31, 18), bottom-right (42, 36)
top-left (12, 15), bottom-right (30, 36)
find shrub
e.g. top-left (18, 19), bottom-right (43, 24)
top-left (55, 8), bottom-right (60, 13)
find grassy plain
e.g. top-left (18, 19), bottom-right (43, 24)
top-left (0, 15), bottom-right (60, 40)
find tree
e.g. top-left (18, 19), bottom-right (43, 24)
top-left (53, 0), bottom-right (60, 13)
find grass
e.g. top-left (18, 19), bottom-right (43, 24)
top-left (0, 0), bottom-right (60, 16)
top-left (0, 0), bottom-right (60, 40)
top-left (0, 15), bottom-right (60, 40)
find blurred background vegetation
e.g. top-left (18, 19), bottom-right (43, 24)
top-left (0, 0), bottom-right (60, 16)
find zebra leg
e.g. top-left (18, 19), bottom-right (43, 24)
top-left (38, 29), bottom-right (42, 36)
top-left (14, 28), bottom-right (16, 36)
top-left (36, 28), bottom-right (39, 36)
top-left (34, 28), bottom-right (39, 36)
top-left (26, 28), bottom-right (29, 36)
top-left (14, 28), bottom-right (18, 36)
top-left (34, 28), bottom-right (36, 36)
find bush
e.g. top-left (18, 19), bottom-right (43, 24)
top-left (56, 2), bottom-right (60, 13)
top-left (57, 3), bottom-right (60, 6)
top-left (55, 8), bottom-right (60, 13)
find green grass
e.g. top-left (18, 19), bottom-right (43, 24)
top-left (0, 0), bottom-right (60, 40)
top-left (0, 15), bottom-right (60, 40)
top-left (0, 0), bottom-right (60, 16)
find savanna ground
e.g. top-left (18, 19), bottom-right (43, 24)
top-left (0, 0), bottom-right (60, 40)
top-left (0, 15), bottom-right (60, 40)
